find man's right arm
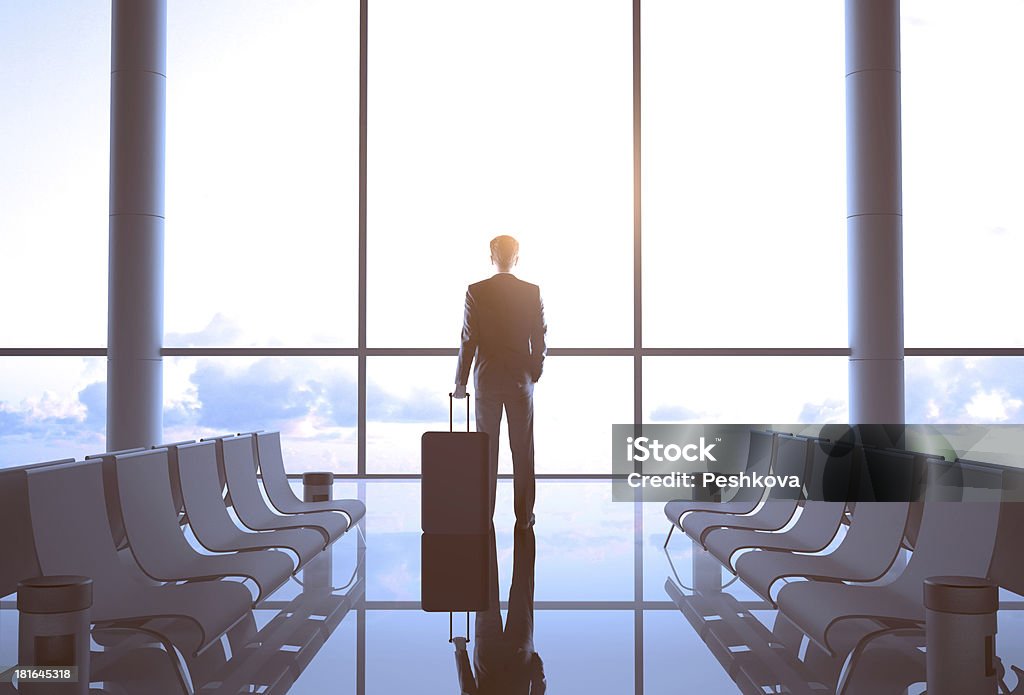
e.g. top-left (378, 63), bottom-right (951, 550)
top-left (530, 288), bottom-right (547, 382)
top-left (454, 288), bottom-right (478, 396)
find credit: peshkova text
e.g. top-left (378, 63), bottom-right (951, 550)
top-left (625, 471), bottom-right (802, 489)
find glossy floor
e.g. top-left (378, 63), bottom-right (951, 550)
top-left (2, 479), bottom-right (1022, 694)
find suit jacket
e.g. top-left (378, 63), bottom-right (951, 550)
top-left (455, 274), bottom-right (547, 395)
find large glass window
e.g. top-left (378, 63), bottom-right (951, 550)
top-left (365, 357), bottom-right (453, 474)
top-left (906, 357), bottom-right (1024, 425)
top-left (164, 0), bottom-right (360, 347)
top-left (645, 610), bottom-right (739, 693)
top-left (644, 357), bottom-right (848, 424)
top-left (367, 0), bottom-right (633, 348)
top-left (642, 0), bottom-right (847, 348)
top-left (164, 356), bottom-right (358, 472)
top-left (366, 357), bottom-right (632, 474)
top-left (901, 0), bottom-right (1024, 347)
top-left (6, 1), bottom-right (1019, 476)
top-left (0, 358), bottom-right (106, 467)
top-left (0, 1), bottom-right (110, 346)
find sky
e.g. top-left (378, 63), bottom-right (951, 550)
top-left (1, 0), bottom-right (1023, 471)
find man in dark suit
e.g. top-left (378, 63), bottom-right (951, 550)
top-left (454, 235), bottom-right (546, 530)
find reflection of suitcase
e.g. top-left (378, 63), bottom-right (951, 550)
top-left (421, 531), bottom-right (496, 641)
top-left (421, 393), bottom-right (491, 534)
top-left (421, 533), bottom-right (493, 612)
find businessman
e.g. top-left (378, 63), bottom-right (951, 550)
top-left (454, 235), bottom-right (547, 530)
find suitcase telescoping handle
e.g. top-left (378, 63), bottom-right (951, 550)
top-left (450, 611), bottom-right (470, 643)
top-left (448, 392), bottom-right (470, 433)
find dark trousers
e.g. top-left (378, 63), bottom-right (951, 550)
top-left (475, 389), bottom-right (535, 525)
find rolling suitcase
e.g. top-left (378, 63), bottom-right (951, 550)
top-left (421, 393), bottom-right (492, 534)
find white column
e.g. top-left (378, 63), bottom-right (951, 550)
top-left (846, 0), bottom-right (905, 424)
top-left (106, 0), bottom-right (166, 450)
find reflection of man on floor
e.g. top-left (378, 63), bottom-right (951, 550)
top-left (453, 527), bottom-right (546, 694)
top-left (454, 235), bottom-right (546, 530)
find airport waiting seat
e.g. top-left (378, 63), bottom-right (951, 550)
top-left (985, 464), bottom-right (1024, 596)
top-left (682, 434), bottom-right (815, 547)
top-left (664, 429), bottom-right (776, 537)
top-left (0, 458), bottom-right (74, 601)
top-left (774, 458), bottom-right (1004, 656)
top-left (730, 448), bottom-right (920, 600)
top-left (82, 447), bottom-right (147, 550)
top-left (219, 434), bottom-right (350, 546)
top-left (150, 439), bottom-right (196, 521)
top-left (174, 440), bottom-right (325, 568)
top-left (114, 448), bottom-right (294, 604)
top-left (255, 431), bottom-right (366, 527)
top-left (24, 460), bottom-right (253, 657)
top-left (704, 440), bottom-right (854, 572)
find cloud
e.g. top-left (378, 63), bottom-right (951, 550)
top-left (164, 313), bottom-right (244, 347)
top-left (6, 356), bottom-right (1019, 468)
top-left (366, 385), bottom-right (447, 424)
top-left (0, 385), bottom-right (101, 438)
top-left (180, 358), bottom-right (448, 434)
top-left (0, 408), bottom-right (32, 435)
top-left (649, 404), bottom-right (701, 422)
top-left (906, 358), bottom-right (1024, 423)
top-left (78, 381), bottom-right (106, 428)
top-left (0, 381), bottom-right (106, 464)
top-left (0, 358), bottom-right (449, 459)
top-left (964, 389), bottom-right (1023, 422)
top-left (189, 359), bottom-right (320, 431)
top-left (798, 398), bottom-right (848, 424)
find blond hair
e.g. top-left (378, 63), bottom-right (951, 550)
top-left (490, 235), bottom-right (519, 270)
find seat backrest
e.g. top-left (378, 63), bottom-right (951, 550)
top-left (854, 447), bottom-right (920, 503)
top-left (153, 441), bottom-right (195, 519)
top-left (25, 460), bottom-right (128, 579)
top-left (259, 427), bottom-right (302, 474)
top-left (255, 431), bottom-right (285, 477)
top-left (746, 430), bottom-right (773, 474)
top-left (0, 459), bottom-right (77, 597)
top-left (198, 434), bottom-right (239, 494)
top-left (256, 431), bottom-right (297, 504)
top-left (836, 499), bottom-right (910, 564)
top-left (894, 459), bottom-right (1003, 603)
top-left (921, 458), bottom-right (966, 502)
top-left (221, 434), bottom-right (266, 514)
top-left (769, 435), bottom-right (813, 500)
top-left (864, 450), bottom-right (934, 546)
top-left (712, 430), bottom-right (775, 505)
top-left (948, 458), bottom-right (1008, 502)
top-left (114, 448), bottom-right (195, 568)
top-left (838, 449), bottom-right (915, 566)
top-left (84, 447), bottom-right (147, 550)
top-left (176, 440), bottom-right (228, 521)
top-left (805, 440), bottom-right (855, 503)
top-left (988, 465), bottom-right (1024, 595)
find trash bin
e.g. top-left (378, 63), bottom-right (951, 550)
top-left (302, 471), bottom-right (334, 503)
top-left (924, 575), bottom-right (998, 695)
top-left (16, 575), bottom-right (92, 695)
